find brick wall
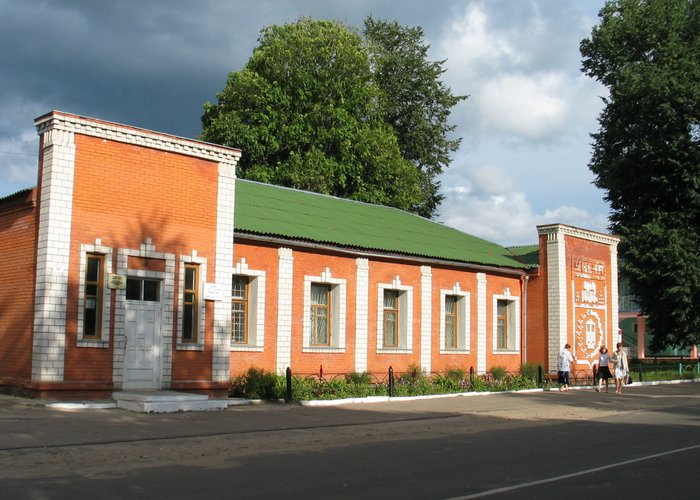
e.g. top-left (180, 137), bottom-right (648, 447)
top-left (0, 191), bottom-right (37, 385)
top-left (64, 134), bottom-right (221, 387)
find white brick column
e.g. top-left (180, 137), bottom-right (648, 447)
top-left (610, 242), bottom-right (620, 345)
top-left (545, 228), bottom-right (568, 371)
top-left (354, 258), bottom-right (369, 373)
top-left (420, 266), bottom-right (432, 373)
top-left (31, 126), bottom-right (76, 382)
top-left (476, 272), bottom-right (487, 374)
top-left (212, 162), bottom-right (236, 382)
top-left (276, 247), bottom-right (294, 374)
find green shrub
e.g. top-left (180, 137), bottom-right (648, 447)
top-left (520, 363), bottom-right (540, 381)
top-left (489, 366), bottom-right (507, 380)
top-left (230, 367), bottom-right (280, 400)
top-left (345, 371), bottom-right (371, 385)
top-left (399, 363), bottom-right (425, 384)
top-left (445, 367), bottom-right (466, 382)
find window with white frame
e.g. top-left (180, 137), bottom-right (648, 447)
top-left (310, 284), bottom-right (331, 346)
top-left (176, 255), bottom-right (207, 350)
top-left (492, 293), bottom-right (520, 353)
top-left (231, 275), bottom-right (249, 343)
top-left (231, 258), bottom-right (266, 351)
top-left (303, 269), bottom-right (346, 352)
top-left (440, 287), bottom-right (470, 353)
top-left (377, 278), bottom-right (413, 352)
top-left (77, 243), bottom-right (112, 347)
top-left (182, 264), bottom-right (199, 343)
top-left (83, 253), bottom-right (105, 339)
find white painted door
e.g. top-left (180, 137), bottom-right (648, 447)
top-left (124, 301), bottom-right (162, 390)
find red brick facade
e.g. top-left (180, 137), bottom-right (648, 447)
top-left (0, 112), bottom-right (620, 398)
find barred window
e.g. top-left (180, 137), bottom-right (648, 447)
top-left (445, 295), bottom-right (458, 349)
top-left (383, 290), bottom-right (399, 348)
top-left (310, 284), bottom-right (331, 346)
top-left (232, 275), bottom-right (249, 343)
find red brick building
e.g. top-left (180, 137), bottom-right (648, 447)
top-left (0, 111), bottom-right (620, 398)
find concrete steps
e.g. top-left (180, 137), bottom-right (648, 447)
top-left (113, 391), bottom-right (230, 413)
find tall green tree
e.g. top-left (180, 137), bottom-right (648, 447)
top-left (201, 17), bottom-right (464, 218)
top-left (580, 0), bottom-right (700, 349)
top-left (364, 17), bottom-right (467, 217)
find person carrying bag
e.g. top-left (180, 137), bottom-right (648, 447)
top-left (612, 342), bottom-right (629, 395)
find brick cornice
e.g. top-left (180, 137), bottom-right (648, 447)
top-left (34, 110), bottom-right (241, 166)
top-left (537, 223), bottom-right (619, 246)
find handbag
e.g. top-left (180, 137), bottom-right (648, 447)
top-left (626, 374), bottom-right (633, 385)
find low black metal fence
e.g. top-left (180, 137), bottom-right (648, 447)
top-left (233, 361), bottom-right (700, 402)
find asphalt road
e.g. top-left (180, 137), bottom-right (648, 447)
top-left (1, 383), bottom-right (699, 499)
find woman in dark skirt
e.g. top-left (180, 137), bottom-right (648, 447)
top-left (595, 346), bottom-right (612, 392)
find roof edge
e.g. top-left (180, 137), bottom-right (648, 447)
top-left (235, 231), bottom-right (529, 275)
top-left (34, 110), bottom-right (242, 166)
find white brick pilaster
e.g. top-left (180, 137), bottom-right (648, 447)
top-left (276, 248), bottom-right (294, 374)
top-left (420, 266), bottom-right (432, 373)
top-left (212, 162), bottom-right (236, 382)
top-left (610, 242), bottom-right (620, 345)
top-left (476, 273), bottom-right (487, 374)
top-left (545, 229), bottom-right (568, 371)
top-left (354, 258), bottom-right (369, 373)
top-left (31, 126), bottom-right (75, 382)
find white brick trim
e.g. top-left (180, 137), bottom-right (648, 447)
top-left (35, 111), bottom-right (241, 167)
top-left (276, 248), bottom-right (294, 374)
top-left (212, 162), bottom-right (236, 382)
top-left (476, 273), bottom-right (487, 374)
top-left (31, 127), bottom-right (76, 382)
top-left (302, 268), bottom-right (347, 353)
top-left (492, 289), bottom-right (521, 354)
top-left (77, 242), bottom-right (113, 348)
top-left (544, 228), bottom-right (568, 371)
top-left (609, 243), bottom-right (620, 345)
top-left (113, 240), bottom-right (175, 389)
top-left (420, 266), bottom-right (432, 372)
top-left (376, 276), bottom-right (413, 354)
top-left (176, 252), bottom-right (207, 351)
top-left (354, 259), bottom-right (370, 373)
top-left (439, 283), bottom-right (471, 354)
top-left (231, 258), bottom-right (266, 352)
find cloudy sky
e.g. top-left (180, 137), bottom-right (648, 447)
top-left (0, 0), bottom-right (610, 246)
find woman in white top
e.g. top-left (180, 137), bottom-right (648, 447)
top-left (595, 346), bottom-right (612, 392)
top-left (611, 342), bottom-right (629, 395)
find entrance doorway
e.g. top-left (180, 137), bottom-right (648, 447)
top-left (124, 278), bottom-right (162, 390)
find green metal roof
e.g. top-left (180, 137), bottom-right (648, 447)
top-left (506, 245), bottom-right (540, 267)
top-left (234, 180), bottom-right (534, 270)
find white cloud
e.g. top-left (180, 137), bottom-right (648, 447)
top-left (477, 72), bottom-right (568, 139)
top-left (440, 3), bottom-right (523, 78)
top-left (0, 101), bottom-right (42, 194)
top-left (440, 165), bottom-right (609, 246)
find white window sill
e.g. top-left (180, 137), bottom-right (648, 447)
top-left (230, 345), bottom-right (264, 352)
top-left (177, 343), bottom-right (204, 351)
top-left (77, 339), bottom-right (109, 348)
top-left (302, 346), bottom-right (345, 354)
top-left (440, 349), bottom-right (471, 355)
top-left (377, 348), bottom-right (412, 354)
top-left (493, 349), bottom-right (519, 355)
